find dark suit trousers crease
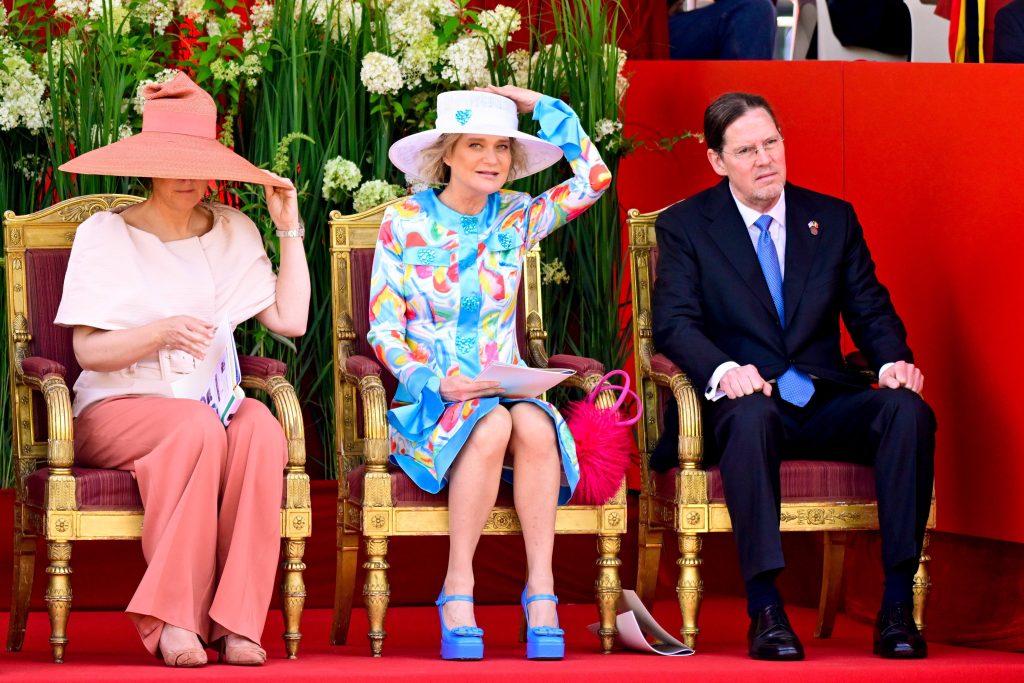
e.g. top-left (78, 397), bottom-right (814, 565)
top-left (702, 382), bottom-right (935, 581)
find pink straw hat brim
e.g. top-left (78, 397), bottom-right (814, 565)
top-left (59, 132), bottom-right (289, 188)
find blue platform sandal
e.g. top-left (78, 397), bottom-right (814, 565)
top-left (521, 589), bottom-right (566, 660)
top-left (436, 587), bottom-right (484, 660)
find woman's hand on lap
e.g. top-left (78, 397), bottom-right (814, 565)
top-left (476, 85), bottom-right (542, 114)
top-left (149, 316), bottom-right (216, 360)
top-left (439, 375), bottom-right (502, 402)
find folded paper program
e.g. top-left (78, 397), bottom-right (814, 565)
top-left (474, 362), bottom-right (574, 398)
top-left (587, 590), bottom-right (695, 656)
top-left (169, 319), bottom-right (243, 426)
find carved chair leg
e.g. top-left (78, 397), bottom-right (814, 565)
top-left (280, 538), bottom-right (306, 659)
top-left (636, 497), bottom-right (664, 608)
top-left (677, 532), bottom-right (703, 649)
top-left (815, 530), bottom-right (849, 638)
top-left (7, 530), bottom-right (37, 652)
top-left (331, 522), bottom-right (360, 645)
top-left (45, 540), bottom-right (72, 663)
top-left (595, 534), bottom-right (622, 654)
top-left (363, 536), bottom-right (390, 657)
top-left (913, 531), bottom-right (932, 632)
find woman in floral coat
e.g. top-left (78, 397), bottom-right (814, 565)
top-left (368, 85), bottom-right (610, 660)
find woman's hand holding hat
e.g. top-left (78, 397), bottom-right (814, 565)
top-left (476, 84), bottom-right (542, 114)
top-left (263, 172), bottom-right (301, 233)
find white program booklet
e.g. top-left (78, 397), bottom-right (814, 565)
top-left (169, 319), bottom-right (244, 426)
top-left (587, 589), bottom-right (695, 656)
top-left (474, 362), bottom-right (574, 399)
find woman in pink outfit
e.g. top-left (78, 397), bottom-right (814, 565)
top-left (54, 72), bottom-right (310, 667)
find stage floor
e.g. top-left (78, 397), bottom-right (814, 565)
top-left (2, 596), bottom-right (1019, 681)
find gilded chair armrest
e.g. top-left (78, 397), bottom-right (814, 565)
top-left (345, 354), bottom-right (383, 380)
top-left (19, 357), bottom-right (77, 509)
top-left (21, 356), bottom-right (68, 381)
top-left (648, 353), bottom-right (704, 470)
top-left (351, 369), bottom-right (393, 507)
top-left (844, 350), bottom-right (879, 383)
top-left (238, 354), bottom-right (288, 380)
top-left (239, 355), bottom-right (305, 473)
top-left (532, 353), bottom-right (605, 395)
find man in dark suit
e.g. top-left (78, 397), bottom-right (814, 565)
top-left (651, 92), bottom-right (935, 661)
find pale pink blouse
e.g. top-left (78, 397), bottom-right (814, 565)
top-left (54, 203), bottom-right (277, 416)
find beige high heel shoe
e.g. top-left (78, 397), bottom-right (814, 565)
top-left (218, 636), bottom-right (267, 666)
top-left (156, 645), bottom-right (208, 667)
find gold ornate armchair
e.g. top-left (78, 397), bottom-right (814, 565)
top-left (627, 205), bottom-right (935, 648)
top-left (328, 199), bottom-right (627, 656)
top-left (3, 195), bottom-right (311, 663)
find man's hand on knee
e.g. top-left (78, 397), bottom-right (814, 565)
top-left (879, 360), bottom-right (924, 395)
top-left (721, 364), bottom-right (773, 399)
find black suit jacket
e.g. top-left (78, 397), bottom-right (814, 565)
top-left (649, 180), bottom-right (912, 470)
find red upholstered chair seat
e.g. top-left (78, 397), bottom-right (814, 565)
top-left (652, 460), bottom-right (877, 503)
top-left (347, 464), bottom-right (516, 507)
top-left (26, 467), bottom-right (143, 511)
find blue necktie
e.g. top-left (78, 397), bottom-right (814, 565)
top-left (754, 214), bottom-right (815, 407)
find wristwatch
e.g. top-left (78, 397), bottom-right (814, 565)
top-left (275, 218), bottom-right (305, 239)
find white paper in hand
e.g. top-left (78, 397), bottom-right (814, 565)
top-left (474, 362), bottom-right (574, 399)
top-left (586, 589), bottom-right (695, 656)
top-left (169, 318), bottom-right (243, 426)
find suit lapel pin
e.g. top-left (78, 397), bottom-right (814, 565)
top-left (808, 220), bottom-right (820, 236)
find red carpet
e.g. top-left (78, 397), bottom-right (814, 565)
top-left (2, 596), bottom-right (1019, 682)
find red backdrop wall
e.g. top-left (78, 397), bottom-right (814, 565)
top-left (619, 60), bottom-right (1024, 545)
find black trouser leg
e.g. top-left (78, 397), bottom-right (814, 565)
top-left (704, 393), bottom-right (787, 581)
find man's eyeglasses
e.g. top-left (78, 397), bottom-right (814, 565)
top-left (721, 136), bottom-right (784, 163)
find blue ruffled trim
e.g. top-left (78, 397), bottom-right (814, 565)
top-left (388, 368), bottom-right (445, 442)
top-left (533, 95), bottom-right (582, 162)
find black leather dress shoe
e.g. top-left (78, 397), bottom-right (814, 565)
top-left (874, 603), bottom-right (928, 659)
top-left (747, 604), bottom-right (805, 661)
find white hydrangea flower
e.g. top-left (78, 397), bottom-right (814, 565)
top-left (353, 179), bottom-right (405, 213)
top-left (117, 122), bottom-right (134, 140)
top-left (250, 0), bottom-right (275, 31)
top-left (0, 38), bottom-right (49, 132)
top-left (322, 156), bottom-right (362, 202)
top-left (136, 0), bottom-right (175, 35)
top-left (53, 0), bottom-right (89, 18)
top-left (240, 52), bottom-right (263, 89)
top-left (48, 37), bottom-right (82, 70)
top-left (133, 68), bottom-right (178, 115)
top-left (399, 33), bottom-right (443, 88)
top-left (88, 0), bottom-right (128, 25)
top-left (405, 173), bottom-right (430, 195)
top-left (360, 52), bottom-right (404, 95)
top-left (13, 153), bottom-right (46, 182)
top-left (177, 0), bottom-right (205, 19)
top-left (441, 34), bottom-right (490, 88)
top-left (210, 57), bottom-right (242, 82)
top-left (591, 118), bottom-right (622, 143)
top-left (506, 49), bottom-right (530, 87)
top-left (207, 20), bottom-right (222, 37)
top-left (477, 5), bottom-right (521, 40)
top-left (616, 73), bottom-right (629, 102)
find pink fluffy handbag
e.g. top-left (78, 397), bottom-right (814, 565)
top-left (564, 370), bottom-right (642, 505)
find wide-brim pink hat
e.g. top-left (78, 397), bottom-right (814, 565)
top-left (59, 72), bottom-right (288, 188)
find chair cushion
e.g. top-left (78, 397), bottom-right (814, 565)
top-left (347, 464), bottom-right (516, 507)
top-left (26, 467), bottom-right (143, 511)
top-left (653, 460), bottom-right (877, 503)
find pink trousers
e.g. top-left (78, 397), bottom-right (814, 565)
top-left (74, 396), bottom-right (287, 654)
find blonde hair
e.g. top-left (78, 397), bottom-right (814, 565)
top-left (417, 133), bottom-right (527, 185)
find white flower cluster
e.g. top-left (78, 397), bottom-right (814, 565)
top-left (0, 37), bottom-right (49, 132)
top-left (360, 52), bottom-right (404, 95)
top-left (12, 153), bottom-right (46, 182)
top-left (53, 0), bottom-right (89, 18)
top-left (132, 68), bottom-right (178, 115)
top-left (441, 34), bottom-right (490, 88)
top-left (322, 156), bottom-right (362, 202)
top-left (383, 0), bottom-right (456, 88)
top-left (118, 122), bottom-right (134, 140)
top-left (506, 48), bottom-right (530, 87)
top-left (177, 0), bottom-right (204, 19)
top-left (88, 0), bottom-right (128, 25)
top-left (353, 179), bottom-right (405, 213)
top-left (300, 0), bottom-right (362, 41)
top-left (477, 5), bottom-right (521, 40)
top-left (591, 118), bottom-right (622, 143)
top-left (136, 0), bottom-right (175, 35)
top-left (250, 0), bottom-right (275, 31)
